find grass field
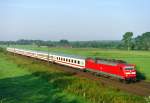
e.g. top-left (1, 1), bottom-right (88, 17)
top-left (0, 48), bottom-right (147, 103)
top-left (9, 45), bottom-right (150, 81)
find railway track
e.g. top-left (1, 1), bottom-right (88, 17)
top-left (11, 53), bottom-right (150, 96)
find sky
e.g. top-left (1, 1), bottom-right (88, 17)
top-left (0, 0), bottom-right (150, 41)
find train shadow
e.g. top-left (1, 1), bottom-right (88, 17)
top-left (0, 72), bottom-right (81, 103)
top-left (136, 70), bottom-right (146, 82)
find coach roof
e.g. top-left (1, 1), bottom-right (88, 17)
top-left (16, 48), bottom-right (85, 60)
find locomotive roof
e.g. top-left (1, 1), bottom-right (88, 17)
top-left (87, 57), bottom-right (127, 66)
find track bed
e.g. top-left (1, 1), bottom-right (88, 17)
top-left (55, 64), bottom-right (150, 96)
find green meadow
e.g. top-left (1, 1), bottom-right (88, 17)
top-left (10, 45), bottom-right (150, 81)
top-left (0, 47), bottom-right (146, 103)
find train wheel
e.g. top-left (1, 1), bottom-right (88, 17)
top-left (132, 78), bottom-right (137, 83)
top-left (83, 69), bottom-right (87, 72)
top-left (125, 80), bottom-right (131, 84)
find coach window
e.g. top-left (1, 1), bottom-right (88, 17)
top-left (69, 59), bottom-right (70, 62)
top-left (78, 61), bottom-right (80, 64)
top-left (66, 59), bottom-right (68, 62)
top-left (63, 58), bottom-right (65, 61)
top-left (61, 58), bottom-right (62, 61)
top-left (74, 60), bottom-right (76, 64)
top-left (71, 59), bottom-right (73, 63)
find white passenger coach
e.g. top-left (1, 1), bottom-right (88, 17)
top-left (7, 48), bottom-right (85, 69)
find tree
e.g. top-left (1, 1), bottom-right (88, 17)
top-left (59, 39), bottom-right (70, 47)
top-left (134, 32), bottom-right (150, 50)
top-left (140, 32), bottom-right (150, 50)
top-left (122, 32), bottom-right (133, 50)
top-left (134, 36), bottom-right (143, 50)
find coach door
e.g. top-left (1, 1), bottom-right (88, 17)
top-left (49, 56), bottom-right (53, 62)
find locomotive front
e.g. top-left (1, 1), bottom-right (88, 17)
top-left (122, 65), bottom-right (137, 81)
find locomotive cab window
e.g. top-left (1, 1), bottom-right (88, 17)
top-left (125, 67), bottom-right (134, 70)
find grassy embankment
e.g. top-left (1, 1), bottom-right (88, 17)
top-left (0, 47), bottom-right (146, 103)
top-left (11, 45), bottom-right (150, 81)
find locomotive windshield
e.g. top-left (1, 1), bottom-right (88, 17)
top-left (124, 67), bottom-right (134, 70)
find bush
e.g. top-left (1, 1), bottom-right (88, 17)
top-left (0, 47), bottom-right (5, 53)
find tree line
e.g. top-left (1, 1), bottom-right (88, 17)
top-left (0, 39), bottom-right (121, 49)
top-left (121, 32), bottom-right (150, 50)
top-left (0, 32), bottom-right (150, 50)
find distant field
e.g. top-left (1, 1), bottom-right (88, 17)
top-left (0, 48), bottom-right (146, 103)
top-left (8, 45), bottom-right (150, 81)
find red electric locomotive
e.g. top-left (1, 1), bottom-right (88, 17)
top-left (85, 58), bottom-right (136, 82)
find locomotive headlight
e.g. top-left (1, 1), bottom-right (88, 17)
top-left (125, 72), bottom-right (130, 74)
top-left (131, 72), bottom-right (136, 74)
